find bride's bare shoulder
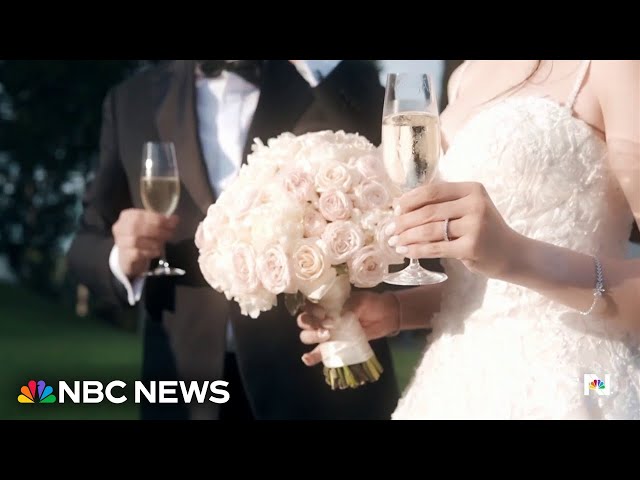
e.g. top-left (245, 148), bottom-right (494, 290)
top-left (590, 61), bottom-right (639, 99)
top-left (446, 61), bottom-right (470, 104)
top-left (590, 61), bottom-right (639, 142)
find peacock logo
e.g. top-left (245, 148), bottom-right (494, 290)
top-left (18, 380), bottom-right (57, 404)
top-left (584, 374), bottom-right (611, 396)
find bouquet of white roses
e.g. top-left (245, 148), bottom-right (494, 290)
top-left (195, 130), bottom-right (404, 390)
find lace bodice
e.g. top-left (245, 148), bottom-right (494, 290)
top-left (393, 61), bottom-right (640, 420)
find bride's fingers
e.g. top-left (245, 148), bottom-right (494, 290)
top-left (390, 217), bottom-right (468, 246)
top-left (303, 302), bottom-right (326, 320)
top-left (392, 197), bottom-right (471, 235)
top-left (297, 312), bottom-right (322, 331)
top-left (401, 236), bottom-right (468, 260)
top-left (300, 328), bottom-right (330, 345)
top-left (398, 182), bottom-right (477, 214)
top-left (301, 345), bottom-right (322, 367)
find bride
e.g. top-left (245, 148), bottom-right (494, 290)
top-left (298, 60), bottom-right (640, 419)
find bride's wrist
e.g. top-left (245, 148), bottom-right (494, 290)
top-left (496, 231), bottom-right (537, 284)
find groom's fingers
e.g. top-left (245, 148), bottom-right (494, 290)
top-left (301, 346), bottom-right (322, 366)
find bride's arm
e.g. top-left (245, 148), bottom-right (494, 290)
top-left (506, 61), bottom-right (640, 329)
top-left (391, 60), bottom-right (640, 332)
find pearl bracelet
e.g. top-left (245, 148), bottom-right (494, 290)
top-left (580, 255), bottom-right (606, 316)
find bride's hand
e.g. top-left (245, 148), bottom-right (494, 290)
top-left (390, 182), bottom-right (523, 279)
top-left (297, 292), bottom-right (400, 366)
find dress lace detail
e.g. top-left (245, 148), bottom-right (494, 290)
top-left (392, 95), bottom-right (639, 420)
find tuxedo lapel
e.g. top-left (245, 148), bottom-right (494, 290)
top-left (154, 60), bottom-right (215, 215)
top-left (242, 60), bottom-right (314, 161)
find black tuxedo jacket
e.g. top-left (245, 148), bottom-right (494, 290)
top-left (67, 60), bottom-right (399, 419)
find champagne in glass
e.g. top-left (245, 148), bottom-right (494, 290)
top-left (382, 111), bottom-right (440, 189)
top-left (382, 73), bottom-right (447, 286)
top-left (140, 176), bottom-right (180, 216)
top-left (140, 142), bottom-right (185, 277)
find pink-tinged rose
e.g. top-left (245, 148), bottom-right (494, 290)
top-left (353, 181), bottom-right (391, 210)
top-left (303, 208), bottom-right (327, 238)
top-left (282, 170), bottom-right (316, 203)
top-left (321, 220), bottom-right (364, 264)
top-left (292, 239), bottom-right (336, 300)
top-left (196, 207), bottom-right (229, 251)
top-left (318, 189), bottom-right (353, 222)
top-left (233, 186), bottom-right (261, 218)
top-left (348, 246), bottom-right (388, 288)
top-left (231, 243), bottom-right (259, 293)
top-left (315, 161), bottom-right (356, 192)
top-left (355, 154), bottom-right (389, 182)
top-left (195, 222), bottom-right (205, 251)
top-left (257, 245), bottom-right (295, 295)
top-left (376, 216), bottom-right (406, 265)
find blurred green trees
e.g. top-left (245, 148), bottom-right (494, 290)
top-left (0, 60), bottom-right (158, 296)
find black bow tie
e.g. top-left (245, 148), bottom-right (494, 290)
top-left (197, 60), bottom-right (263, 86)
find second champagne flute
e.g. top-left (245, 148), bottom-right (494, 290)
top-left (140, 141), bottom-right (185, 277)
top-left (382, 73), bottom-right (447, 286)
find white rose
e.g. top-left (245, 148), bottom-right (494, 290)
top-left (195, 222), bottom-right (206, 251)
top-left (318, 189), bottom-right (353, 222)
top-left (358, 210), bottom-right (383, 232)
top-left (315, 161), bottom-right (356, 192)
top-left (250, 201), bottom-right (304, 251)
top-left (281, 169), bottom-right (317, 203)
top-left (303, 207), bottom-right (327, 238)
top-left (292, 239), bottom-right (336, 301)
top-left (257, 245), bottom-right (296, 295)
top-left (348, 246), bottom-right (388, 288)
top-left (237, 292), bottom-right (278, 319)
top-left (231, 243), bottom-right (259, 293)
top-left (230, 185), bottom-right (261, 219)
top-left (355, 153), bottom-right (390, 183)
top-left (195, 206), bottom-right (229, 251)
top-left (353, 181), bottom-right (391, 211)
top-left (321, 220), bottom-right (364, 265)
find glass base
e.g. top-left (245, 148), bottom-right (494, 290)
top-left (143, 266), bottom-right (186, 277)
top-left (384, 262), bottom-right (447, 286)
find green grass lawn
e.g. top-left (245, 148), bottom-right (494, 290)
top-left (0, 283), bottom-right (141, 419)
top-left (0, 282), bottom-right (423, 419)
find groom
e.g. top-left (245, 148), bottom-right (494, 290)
top-left (67, 60), bottom-right (399, 420)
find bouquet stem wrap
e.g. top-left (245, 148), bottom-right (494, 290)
top-left (316, 275), bottom-right (383, 390)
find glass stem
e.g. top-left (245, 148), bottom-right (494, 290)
top-left (408, 258), bottom-right (421, 269)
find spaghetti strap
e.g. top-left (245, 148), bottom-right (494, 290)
top-left (451, 61), bottom-right (471, 102)
top-left (566, 60), bottom-right (591, 110)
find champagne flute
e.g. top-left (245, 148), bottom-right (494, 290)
top-left (140, 141), bottom-right (185, 277)
top-left (382, 73), bottom-right (447, 286)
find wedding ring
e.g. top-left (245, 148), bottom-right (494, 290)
top-left (443, 218), bottom-right (450, 242)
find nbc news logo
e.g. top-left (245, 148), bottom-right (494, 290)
top-left (18, 378), bottom-right (230, 404)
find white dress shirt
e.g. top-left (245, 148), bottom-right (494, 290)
top-left (109, 60), bottom-right (342, 347)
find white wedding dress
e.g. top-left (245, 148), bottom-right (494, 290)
top-left (392, 61), bottom-right (640, 420)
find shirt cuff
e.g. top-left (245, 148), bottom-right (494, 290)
top-left (292, 60), bottom-right (342, 88)
top-left (109, 245), bottom-right (145, 306)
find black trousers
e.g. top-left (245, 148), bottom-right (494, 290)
top-left (219, 353), bottom-right (255, 420)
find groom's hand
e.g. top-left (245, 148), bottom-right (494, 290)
top-left (112, 208), bottom-right (179, 280)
